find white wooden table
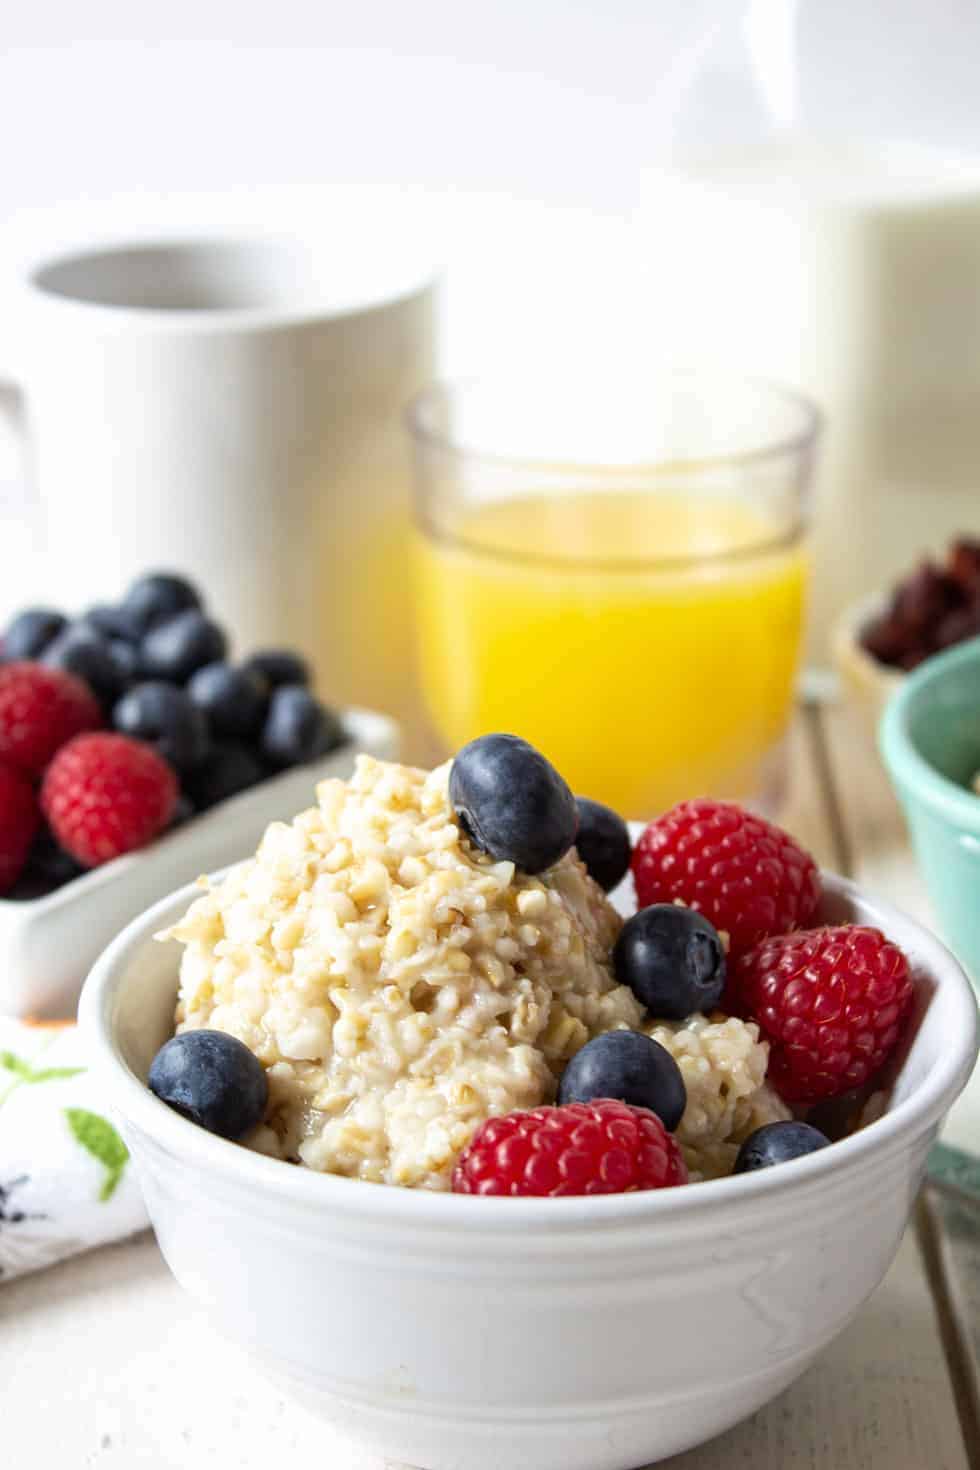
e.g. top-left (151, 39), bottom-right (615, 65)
top-left (2, 700), bottom-right (978, 1470)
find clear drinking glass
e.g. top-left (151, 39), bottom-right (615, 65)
top-left (409, 371), bottom-right (821, 817)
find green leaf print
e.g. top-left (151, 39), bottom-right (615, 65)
top-left (0, 1050), bottom-right (85, 1107)
top-left (65, 1108), bottom-right (130, 1202)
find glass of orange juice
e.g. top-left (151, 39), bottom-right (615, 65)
top-left (408, 372), bottom-right (821, 816)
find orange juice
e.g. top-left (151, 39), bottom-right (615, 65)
top-left (414, 491), bottom-right (806, 815)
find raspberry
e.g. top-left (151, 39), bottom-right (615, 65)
top-left (0, 764), bottom-right (41, 893)
top-left (41, 733), bottom-right (177, 868)
top-left (0, 662), bottom-right (103, 777)
top-left (451, 1099), bottom-right (688, 1197)
top-left (731, 926), bottom-right (913, 1103)
top-left (632, 799), bottom-right (821, 961)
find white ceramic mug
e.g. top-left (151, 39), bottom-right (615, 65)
top-left (0, 237), bottom-right (438, 728)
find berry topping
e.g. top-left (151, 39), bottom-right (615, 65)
top-left (113, 682), bottom-right (210, 772)
top-left (632, 799), bottom-right (820, 961)
top-left (184, 742), bottom-right (264, 810)
top-left (141, 610), bottom-right (228, 683)
top-left (452, 1099), bottom-right (687, 1196)
top-left (242, 649), bottom-right (311, 690)
top-left (41, 732), bottom-right (178, 867)
top-left (730, 925), bottom-right (914, 1103)
top-left (0, 765), bottom-right (41, 894)
top-left (573, 797), bottom-right (632, 892)
top-left (734, 1120), bottom-right (831, 1174)
top-left (20, 824), bottom-right (86, 891)
top-left (2, 608), bottom-right (67, 661)
top-left (0, 662), bottom-right (102, 776)
top-left (613, 903), bottom-right (727, 1019)
top-left (123, 571), bottom-right (202, 636)
top-left (449, 733), bottom-right (578, 874)
top-left (107, 638), bottom-right (144, 682)
top-left (43, 623), bottom-right (130, 709)
top-left (148, 1030), bottom-right (268, 1140)
top-left (260, 686), bottom-right (344, 769)
top-left (557, 1031), bottom-right (687, 1131)
top-left (187, 662), bottom-right (267, 738)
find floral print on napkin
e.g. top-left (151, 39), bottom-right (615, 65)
top-left (0, 1018), bottom-right (148, 1281)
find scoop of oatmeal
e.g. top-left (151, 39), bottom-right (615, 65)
top-left (168, 755), bottom-right (641, 1189)
top-left (166, 754), bottom-right (785, 1189)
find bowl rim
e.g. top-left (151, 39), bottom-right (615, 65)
top-left (79, 871), bottom-right (978, 1231)
top-left (879, 634), bottom-right (980, 831)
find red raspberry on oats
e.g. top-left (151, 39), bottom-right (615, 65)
top-left (632, 799), bottom-right (821, 961)
top-left (731, 925), bottom-right (914, 1103)
top-left (451, 1099), bottom-right (688, 1197)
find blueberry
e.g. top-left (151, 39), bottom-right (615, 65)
top-left (2, 608), bottom-right (67, 660)
top-left (167, 794), bottom-right (196, 829)
top-left (183, 742), bottom-right (264, 810)
top-left (260, 686), bottom-right (345, 769)
top-left (558, 1030), bottom-right (687, 1131)
top-left (113, 682), bottom-right (210, 772)
top-left (108, 638), bottom-right (144, 682)
top-left (141, 610), bottom-right (228, 683)
top-left (8, 825), bottom-right (85, 898)
top-left (614, 904), bottom-right (726, 1019)
top-left (574, 797), bottom-right (631, 892)
top-left (27, 826), bottom-right (86, 887)
top-left (734, 1121), bottom-right (831, 1174)
top-left (449, 733), bottom-right (578, 874)
top-left (148, 1030), bottom-right (268, 1140)
top-left (242, 649), bottom-right (310, 690)
top-left (43, 623), bottom-right (127, 707)
top-left (124, 571), bottom-right (202, 635)
top-left (187, 662), bottom-right (267, 738)
top-left (84, 603), bottom-right (144, 643)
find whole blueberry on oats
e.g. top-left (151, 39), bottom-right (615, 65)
top-left (734, 1121), bottom-right (830, 1174)
top-left (558, 1030), bottom-right (687, 1132)
top-left (574, 797), bottom-right (631, 892)
top-left (449, 733), bottom-right (578, 874)
top-left (614, 904), bottom-right (726, 1019)
top-left (148, 1030), bottom-right (268, 1139)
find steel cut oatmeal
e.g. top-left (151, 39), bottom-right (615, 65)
top-left (166, 756), bottom-right (784, 1188)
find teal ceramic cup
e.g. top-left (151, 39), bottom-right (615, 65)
top-left (880, 636), bottom-right (980, 985)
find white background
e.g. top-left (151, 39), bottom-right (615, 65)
top-left (3, 0), bottom-right (980, 375)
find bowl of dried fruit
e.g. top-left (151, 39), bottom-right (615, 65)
top-left (834, 536), bottom-right (980, 728)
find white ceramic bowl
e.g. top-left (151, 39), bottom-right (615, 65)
top-left (1, 708), bottom-right (397, 1018)
top-left (80, 875), bottom-right (978, 1470)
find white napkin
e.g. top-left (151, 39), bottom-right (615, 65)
top-left (0, 1017), bottom-right (149, 1281)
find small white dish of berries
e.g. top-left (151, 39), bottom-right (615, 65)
top-left (0, 571), bottom-right (398, 1018)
